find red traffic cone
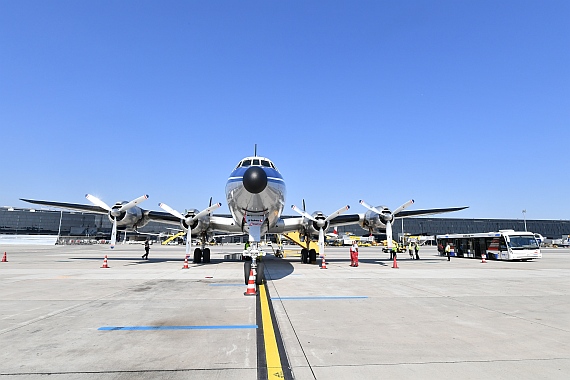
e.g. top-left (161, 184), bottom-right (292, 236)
top-left (481, 253), bottom-right (487, 263)
top-left (101, 255), bottom-right (109, 268)
top-left (392, 255), bottom-right (399, 269)
top-left (1, 252), bottom-right (6, 262)
top-left (320, 255), bottom-right (327, 269)
top-left (244, 269), bottom-right (257, 296)
top-left (182, 256), bottom-right (189, 269)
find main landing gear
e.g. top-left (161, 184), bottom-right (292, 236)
top-left (192, 247), bottom-right (211, 263)
top-left (300, 248), bottom-right (317, 264)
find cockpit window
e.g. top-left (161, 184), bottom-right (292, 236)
top-left (270, 162), bottom-right (276, 169)
top-left (252, 159), bottom-right (260, 165)
top-left (241, 159), bottom-right (251, 167)
top-left (261, 160), bottom-right (270, 167)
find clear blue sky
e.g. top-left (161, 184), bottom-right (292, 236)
top-left (1, 1), bottom-right (568, 220)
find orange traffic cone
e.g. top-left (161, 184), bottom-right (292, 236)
top-left (244, 269), bottom-right (257, 296)
top-left (481, 253), bottom-right (487, 263)
top-left (101, 255), bottom-right (109, 268)
top-left (320, 255), bottom-right (327, 269)
top-left (1, 252), bottom-right (6, 262)
top-left (182, 256), bottom-right (189, 269)
top-left (392, 255), bottom-right (399, 269)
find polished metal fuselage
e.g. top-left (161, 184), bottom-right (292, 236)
top-left (225, 163), bottom-right (286, 236)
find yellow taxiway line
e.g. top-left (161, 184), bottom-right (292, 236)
top-left (259, 284), bottom-right (284, 379)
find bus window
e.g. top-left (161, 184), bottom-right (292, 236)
top-left (499, 237), bottom-right (507, 251)
top-left (508, 235), bottom-right (539, 250)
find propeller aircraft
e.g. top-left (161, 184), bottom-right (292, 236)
top-left (21, 150), bottom-right (467, 284)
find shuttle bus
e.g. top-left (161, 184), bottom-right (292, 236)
top-left (436, 230), bottom-right (541, 261)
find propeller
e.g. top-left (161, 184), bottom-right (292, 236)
top-left (291, 204), bottom-right (350, 256)
top-left (359, 199), bottom-right (414, 250)
top-left (85, 194), bottom-right (149, 249)
top-left (158, 201), bottom-right (221, 255)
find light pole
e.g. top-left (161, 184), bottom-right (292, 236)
top-left (522, 209), bottom-right (527, 231)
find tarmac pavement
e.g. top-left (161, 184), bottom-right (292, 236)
top-left (0, 243), bottom-right (569, 379)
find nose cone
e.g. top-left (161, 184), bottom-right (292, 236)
top-left (243, 166), bottom-right (268, 194)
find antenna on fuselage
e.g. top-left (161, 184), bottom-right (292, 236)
top-left (254, 144), bottom-right (257, 157)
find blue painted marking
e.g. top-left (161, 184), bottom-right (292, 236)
top-left (98, 325), bottom-right (258, 331)
top-left (209, 283), bottom-right (245, 287)
top-left (272, 296), bottom-right (368, 300)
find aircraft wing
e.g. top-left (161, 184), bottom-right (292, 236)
top-left (20, 198), bottom-right (108, 214)
top-left (395, 206), bottom-right (468, 218)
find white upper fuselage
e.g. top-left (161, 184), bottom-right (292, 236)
top-left (225, 156), bottom-right (286, 236)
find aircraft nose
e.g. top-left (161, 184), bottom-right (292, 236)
top-left (243, 166), bottom-right (267, 194)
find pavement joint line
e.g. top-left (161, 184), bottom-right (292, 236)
top-left (272, 296), bottom-right (368, 300)
top-left (0, 263), bottom-right (185, 336)
top-left (403, 283), bottom-right (570, 333)
top-left (305, 356), bottom-right (570, 367)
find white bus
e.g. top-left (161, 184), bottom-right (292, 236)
top-left (436, 230), bottom-right (541, 261)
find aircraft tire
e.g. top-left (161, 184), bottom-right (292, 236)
top-left (301, 248), bottom-right (308, 264)
top-left (193, 247), bottom-right (202, 263)
top-left (255, 261), bottom-right (265, 285)
top-left (203, 248), bottom-right (211, 263)
top-left (244, 260), bottom-right (252, 285)
top-left (309, 249), bottom-right (317, 264)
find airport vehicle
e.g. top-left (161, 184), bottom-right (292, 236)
top-left (22, 148), bottom-right (467, 284)
top-left (436, 230), bottom-right (541, 261)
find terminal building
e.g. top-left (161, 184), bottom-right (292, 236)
top-left (2, 206), bottom-right (569, 244)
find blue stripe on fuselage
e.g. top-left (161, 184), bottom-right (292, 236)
top-left (227, 167), bottom-right (284, 185)
top-left (228, 166), bottom-right (282, 180)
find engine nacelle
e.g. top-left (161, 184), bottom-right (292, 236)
top-left (304, 211), bottom-right (330, 237)
top-left (360, 208), bottom-right (388, 232)
top-left (107, 203), bottom-right (147, 230)
top-left (179, 209), bottom-right (209, 235)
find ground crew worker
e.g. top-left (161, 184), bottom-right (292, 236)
top-left (142, 239), bottom-right (150, 260)
top-left (414, 243), bottom-right (420, 260)
top-left (408, 242), bottom-right (414, 259)
top-left (445, 242), bottom-right (451, 261)
top-left (350, 241), bottom-right (359, 267)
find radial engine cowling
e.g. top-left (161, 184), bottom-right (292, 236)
top-left (107, 203), bottom-right (146, 229)
top-left (306, 211), bottom-right (330, 236)
top-left (179, 209), bottom-right (208, 234)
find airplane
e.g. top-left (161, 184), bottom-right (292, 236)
top-left (22, 149), bottom-right (468, 285)
top-left (326, 226), bottom-right (339, 239)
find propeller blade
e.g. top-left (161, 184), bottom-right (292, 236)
top-left (159, 203), bottom-right (185, 220)
top-left (185, 229), bottom-right (191, 256)
top-left (359, 200), bottom-right (383, 215)
top-left (119, 195), bottom-right (149, 212)
top-left (324, 205), bottom-right (350, 222)
top-left (291, 205), bottom-right (317, 222)
top-left (318, 228), bottom-right (325, 257)
top-left (86, 194), bottom-right (112, 211)
top-left (110, 217), bottom-right (117, 249)
top-left (393, 199), bottom-right (415, 215)
top-left (386, 221), bottom-right (393, 250)
top-left (193, 203), bottom-right (222, 220)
